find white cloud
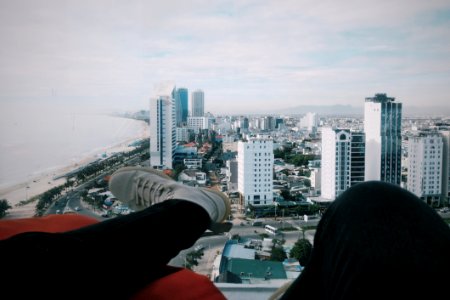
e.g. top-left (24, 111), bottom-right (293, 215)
top-left (0, 0), bottom-right (449, 113)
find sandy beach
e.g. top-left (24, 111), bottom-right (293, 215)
top-left (0, 124), bottom-right (149, 220)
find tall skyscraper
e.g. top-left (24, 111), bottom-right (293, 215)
top-left (238, 135), bottom-right (274, 207)
top-left (300, 112), bottom-right (319, 132)
top-left (150, 82), bottom-right (176, 169)
top-left (275, 118), bottom-right (284, 130)
top-left (235, 117), bottom-right (249, 132)
top-left (321, 128), bottom-right (365, 200)
top-left (407, 132), bottom-right (443, 205)
top-left (350, 132), bottom-right (366, 186)
top-left (321, 128), bottom-right (351, 200)
top-left (440, 130), bottom-right (450, 206)
top-left (191, 90), bottom-right (204, 117)
top-left (175, 88), bottom-right (188, 126)
top-left (364, 93), bottom-right (402, 185)
top-left (242, 117), bottom-right (249, 131)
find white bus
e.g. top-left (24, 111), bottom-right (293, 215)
top-left (265, 225), bottom-right (280, 235)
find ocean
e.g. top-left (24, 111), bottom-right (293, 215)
top-left (0, 103), bottom-right (149, 189)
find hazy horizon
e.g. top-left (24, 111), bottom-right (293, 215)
top-left (1, 1), bottom-right (449, 115)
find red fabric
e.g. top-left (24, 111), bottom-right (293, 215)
top-left (131, 267), bottom-right (226, 300)
top-left (0, 214), bottom-right (98, 239)
top-left (0, 215), bottom-right (226, 300)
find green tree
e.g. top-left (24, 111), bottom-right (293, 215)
top-left (0, 199), bottom-right (12, 218)
top-left (64, 179), bottom-right (73, 190)
top-left (273, 148), bottom-right (287, 159)
top-left (80, 189), bottom-right (88, 199)
top-left (287, 154), bottom-right (318, 167)
top-left (280, 189), bottom-right (294, 201)
top-left (231, 234), bottom-right (241, 241)
top-left (290, 238), bottom-right (312, 266)
top-left (140, 152), bottom-right (150, 161)
top-left (303, 179), bottom-right (311, 187)
top-left (270, 246), bottom-right (287, 262)
top-left (272, 237), bottom-right (286, 246)
top-left (172, 164), bottom-right (186, 180)
top-left (307, 203), bottom-right (320, 215)
top-left (184, 249), bottom-right (204, 270)
top-left (259, 233), bottom-right (270, 239)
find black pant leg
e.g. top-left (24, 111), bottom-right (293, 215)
top-left (1, 200), bottom-right (210, 300)
top-left (66, 200), bottom-right (210, 265)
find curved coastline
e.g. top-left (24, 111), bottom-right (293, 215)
top-left (0, 118), bottom-right (149, 219)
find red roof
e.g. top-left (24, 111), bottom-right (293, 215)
top-left (184, 142), bottom-right (197, 147)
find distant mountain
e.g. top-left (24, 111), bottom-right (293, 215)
top-left (402, 106), bottom-right (450, 117)
top-left (277, 105), bottom-right (363, 116)
top-left (276, 104), bottom-right (450, 117)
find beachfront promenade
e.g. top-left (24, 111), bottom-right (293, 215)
top-left (2, 139), bottom-right (149, 220)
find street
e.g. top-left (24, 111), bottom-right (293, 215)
top-left (169, 209), bottom-right (318, 278)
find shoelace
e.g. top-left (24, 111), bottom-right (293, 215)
top-left (135, 177), bottom-right (173, 207)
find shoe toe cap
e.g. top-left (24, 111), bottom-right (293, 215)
top-left (109, 171), bottom-right (135, 203)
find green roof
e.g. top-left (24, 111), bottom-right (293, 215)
top-left (225, 258), bottom-right (287, 280)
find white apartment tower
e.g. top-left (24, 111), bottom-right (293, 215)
top-left (238, 135), bottom-right (274, 207)
top-left (150, 82), bottom-right (176, 169)
top-left (364, 93), bottom-right (402, 185)
top-left (191, 90), bottom-right (204, 117)
top-left (300, 112), bottom-right (319, 132)
top-left (176, 127), bottom-right (190, 142)
top-left (321, 128), bottom-right (365, 200)
top-left (187, 116), bottom-right (213, 133)
top-left (407, 132), bottom-right (443, 204)
top-left (321, 128), bottom-right (351, 200)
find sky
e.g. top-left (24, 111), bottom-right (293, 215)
top-left (0, 0), bottom-right (449, 114)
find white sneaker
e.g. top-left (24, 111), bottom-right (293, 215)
top-left (109, 166), bottom-right (232, 232)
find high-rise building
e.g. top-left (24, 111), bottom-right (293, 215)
top-left (440, 130), bottom-right (450, 206)
top-left (310, 167), bottom-right (321, 193)
top-left (176, 127), bottom-right (190, 142)
top-left (364, 93), bottom-right (402, 185)
top-left (187, 116), bottom-right (213, 133)
top-left (237, 135), bottom-right (274, 207)
top-left (264, 116), bottom-right (275, 131)
top-left (321, 128), bottom-right (351, 200)
top-left (350, 132), bottom-right (366, 186)
top-left (300, 112), bottom-right (319, 132)
top-left (233, 117), bottom-right (249, 132)
top-left (226, 159), bottom-right (239, 193)
top-left (321, 128), bottom-right (365, 200)
top-left (242, 117), bottom-right (249, 130)
top-left (407, 132), bottom-right (443, 205)
top-left (150, 82), bottom-right (176, 169)
top-left (191, 90), bottom-right (204, 117)
top-left (175, 88), bottom-right (188, 126)
top-left (275, 118), bottom-right (284, 130)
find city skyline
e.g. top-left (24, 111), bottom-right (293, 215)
top-left (1, 1), bottom-right (449, 115)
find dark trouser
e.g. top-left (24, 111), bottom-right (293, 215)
top-left (280, 181), bottom-right (450, 300)
top-left (1, 200), bottom-right (210, 300)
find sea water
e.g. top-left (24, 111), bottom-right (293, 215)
top-left (0, 103), bottom-right (149, 189)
